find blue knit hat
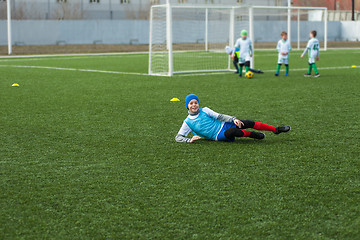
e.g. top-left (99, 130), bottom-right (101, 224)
top-left (185, 94), bottom-right (199, 109)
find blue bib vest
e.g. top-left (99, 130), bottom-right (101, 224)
top-left (184, 108), bottom-right (223, 140)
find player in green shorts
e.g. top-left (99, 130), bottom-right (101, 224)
top-left (301, 30), bottom-right (320, 78)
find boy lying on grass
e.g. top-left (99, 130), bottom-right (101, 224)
top-left (175, 94), bottom-right (291, 143)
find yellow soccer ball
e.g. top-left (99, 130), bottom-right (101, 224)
top-left (245, 71), bottom-right (254, 79)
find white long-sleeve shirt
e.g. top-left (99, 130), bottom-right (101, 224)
top-left (277, 39), bottom-right (292, 59)
top-left (175, 107), bottom-right (236, 143)
top-left (234, 37), bottom-right (253, 60)
top-left (301, 38), bottom-right (320, 58)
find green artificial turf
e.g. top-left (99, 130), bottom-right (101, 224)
top-left (0, 49), bottom-right (359, 239)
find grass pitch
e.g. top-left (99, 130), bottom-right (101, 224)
top-left (1, 49), bottom-right (360, 239)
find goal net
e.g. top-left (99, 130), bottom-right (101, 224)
top-left (149, 4), bottom-right (327, 76)
top-left (251, 6), bottom-right (328, 50)
top-left (149, 5), bottom-right (241, 76)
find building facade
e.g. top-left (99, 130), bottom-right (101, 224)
top-left (0, 0), bottom-right (287, 20)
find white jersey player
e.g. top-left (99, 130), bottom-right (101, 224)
top-left (302, 37), bottom-right (319, 64)
top-left (232, 29), bottom-right (253, 77)
top-left (301, 30), bottom-right (320, 77)
top-left (275, 31), bottom-right (291, 76)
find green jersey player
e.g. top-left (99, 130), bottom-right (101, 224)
top-left (233, 30), bottom-right (253, 78)
top-left (301, 30), bottom-right (320, 77)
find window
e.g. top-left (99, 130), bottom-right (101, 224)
top-left (151, 0), bottom-right (160, 5)
top-left (275, 0), bottom-right (282, 6)
top-left (237, 0), bottom-right (243, 4)
top-left (89, 0), bottom-right (100, 3)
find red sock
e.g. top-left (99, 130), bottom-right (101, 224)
top-left (254, 121), bottom-right (276, 132)
top-left (241, 130), bottom-right (251, 137)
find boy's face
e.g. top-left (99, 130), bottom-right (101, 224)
top-left (282, 34), bottom-right (287, 41)
top-left (188, 99), bottom-right (199, 113)
top-left (310, 32), bottom-right (313, 38)
top-left (241, 35), bottom-right (247, 40)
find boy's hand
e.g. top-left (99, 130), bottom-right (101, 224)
top-left (316, 56), bottom-right (319, 61)
top-left (281, 52), bottom-right (288, 56)
top-left (234, 118), bottom-right (244, 128)
top-left (190, 136), bottom-right (202, 143)
top-left (300, 54), bottom-right (304, 58)
top-left (231, 54), bottom-right (235, 60)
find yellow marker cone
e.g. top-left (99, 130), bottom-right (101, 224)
top-left (12, 83), bottom-right (19, 87)
top-left (170, 97), bottom-right (180, 102)
top-left (352, 65), bottom-right (357, 68)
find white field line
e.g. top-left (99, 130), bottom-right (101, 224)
top-left (0, 51), bottom-right (148, 59)
top-left (0, 65), bottom-right (149, 76)
top-left (0, 49), bottom-right (358, 63)
top-left (0, 50), bottom-right (215, 59)
top-left (0, 53), bottom-right (214, 62)
top-left (262, 66), bottom-right (355, 72)
top-left (0, 53), bottom-right (147, 62)
top-left (0, 55), bottom-right (145, 62)
top-left (179, 66), bottom-right (356, 76)
top-left (0, 47), bottom-right (358, 59)
top-left (0, 49), bottom-right (216, 59)
top-left (252, 47), bottom-right (360, 51)
top-left (1, 51), bottom-right (358, 62)
top-left (0, 64), bottom-right (356, 77)
top-left (257, 51), bottom-right (360, 57)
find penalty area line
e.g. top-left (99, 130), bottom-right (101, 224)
top-left (0, 64), bottom-right (355, 77)
top-left (0, 51), bottom-right (148, 59)
top-left (263, 66), bottom-right (355, 72)
top-left (0, 65), bottom-right (149, 76)
top-left (176, 66), bottom-right (355, 76)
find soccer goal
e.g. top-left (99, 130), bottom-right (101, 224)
top-left (148, 4), bottom-right (328, 76)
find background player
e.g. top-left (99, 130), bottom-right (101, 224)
top-left (232, 30), bottom-right (253, 77)
top-left (275, 31), bottom-right (292, 76)
top-left (175, 94), bottom-right (291, 143)
top-left (225, 46), bottom-right (263, 74)
top-left (301, 30), bottom-right (320, 77)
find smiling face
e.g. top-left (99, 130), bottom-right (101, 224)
top-left (282, 34), bottom-right (287, 41)
top-left (188, 99), bottom-right (199, 113)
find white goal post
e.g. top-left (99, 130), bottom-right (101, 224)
top-left (148, 4), bottom-right (328, 76)
top-left (6, 0), bottom-right (12, 55)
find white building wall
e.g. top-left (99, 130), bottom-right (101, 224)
top-left (341, 21), bottom-right (360, 41)
top-left (0, 20), bottom-right (357, 46)
top-left (0, 0), bottom-right (287, 20)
